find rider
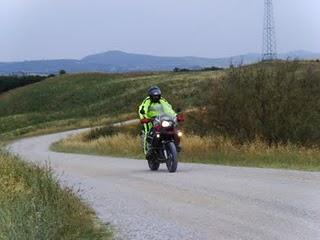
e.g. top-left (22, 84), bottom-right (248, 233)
top-left (138, 86), bottom-right (177, 159)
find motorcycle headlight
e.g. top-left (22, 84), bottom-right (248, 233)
top-left (161, 121), bottom-right (171, 128)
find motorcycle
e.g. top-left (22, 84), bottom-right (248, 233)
top-left (140, 113), bottom-right (184, 173)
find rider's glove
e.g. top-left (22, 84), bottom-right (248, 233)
top-left (176, 114), bottom-right (185, 122)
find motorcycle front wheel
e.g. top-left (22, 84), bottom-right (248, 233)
top-left (165, 142), bottom-right (178, 173)
top-left (148, 159), bottom-right (160, 171)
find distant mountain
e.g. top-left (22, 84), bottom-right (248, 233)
top-left (0, 50), bottom-right (319, 75)
top-left (279, 50), bottom-right (320, 60)
top-left (81, 50), bottom-right (234, 72)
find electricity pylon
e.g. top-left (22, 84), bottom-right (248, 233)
top-left (262, 0), bottom-right (277, 60)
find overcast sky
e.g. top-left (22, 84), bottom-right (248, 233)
top-left (1, 0), bottom-right (319, 61)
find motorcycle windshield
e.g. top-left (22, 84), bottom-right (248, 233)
top-left (159, 114), bottom-right (175, 122)
top-left (148, 103), bottom-right (176, 118)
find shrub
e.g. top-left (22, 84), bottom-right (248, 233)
top-left (84, 125), bottom-right (140, 141)
top-left (201, 66), bottom-right (224, 71)
top-left (173, 67), bottom-right (191, 72)
top-left (85, 126), bottom-right (120, 141)
top-left (0, 76), bottom-right (46, 94)
top-left (196, 61), bottom-right (320, 146)
top-left (59, 70), bottom-right (66, 75)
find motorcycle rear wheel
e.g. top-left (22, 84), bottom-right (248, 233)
top-left (166, 142), bottom-right (178, 173)
top-left (148, 159), bottom-right (160, 171)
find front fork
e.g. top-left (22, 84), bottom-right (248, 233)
top-left (163, 147), bottom-right (168, 160)
top-left (162, 141), bottom-right (175, 160)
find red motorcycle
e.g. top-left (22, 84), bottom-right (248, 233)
top-left (140, 114), bottom-right (184, 172)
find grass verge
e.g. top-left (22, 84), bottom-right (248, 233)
top-left (52, 130), bottom-right (320, 171)
top-left (0, 151), bottom-right (112, 239)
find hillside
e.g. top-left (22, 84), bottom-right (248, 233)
top-left (1, 60), bottom-right (319, 142)
top-left (0, 70), bottom-right (224, 139)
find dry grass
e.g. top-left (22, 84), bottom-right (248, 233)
top-left (52, 132), bottom-right (143, 158)
top-left (180, 136), bottom-right (320, 170)
top-left (52, 132), bottom-right (320, 171)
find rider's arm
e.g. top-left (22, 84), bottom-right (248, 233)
top-left (139, 98), bottom-right (150, 119)
top-left (138, 104), bottom-right (146, 119)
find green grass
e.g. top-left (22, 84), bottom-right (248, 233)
top-left (0, 151), bottom-right (112, 239)
top-left (0, 70), bottom-right (224, 140)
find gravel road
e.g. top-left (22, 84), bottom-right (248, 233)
top-left (8, 130), bottom-right (320, 240)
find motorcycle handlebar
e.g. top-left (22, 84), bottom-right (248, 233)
top-left (176, 114), bottom-right (185, 122)
top-left (140, 114), bottom-right (185, 124)
top-left (140, 118), bottom-right (151, 124)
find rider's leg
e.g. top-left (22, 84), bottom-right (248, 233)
top-left (142, 123), bottom-right (150, 156)
top-left (143, 132), bottom-right (148, 155)
top-left (145, 124), bottom-right (154, 160)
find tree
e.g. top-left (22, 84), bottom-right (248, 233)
top-left (59, 70), bottom-right (66, 75)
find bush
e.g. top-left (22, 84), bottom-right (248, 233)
top-left (0, 76), bottom-right (46, 94)
top-left (201, 66), bottom-right (224, 71)
top-left (196, 62), bottom-right (320, 146)
top-left (85, 126), bottom-right (120, 141)
top-left (84, 125), bottom-right (140, 141)
top-left (173, 67), bottom-right (191, 72)
top-left (59, 70), bottom-right (66, 75)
